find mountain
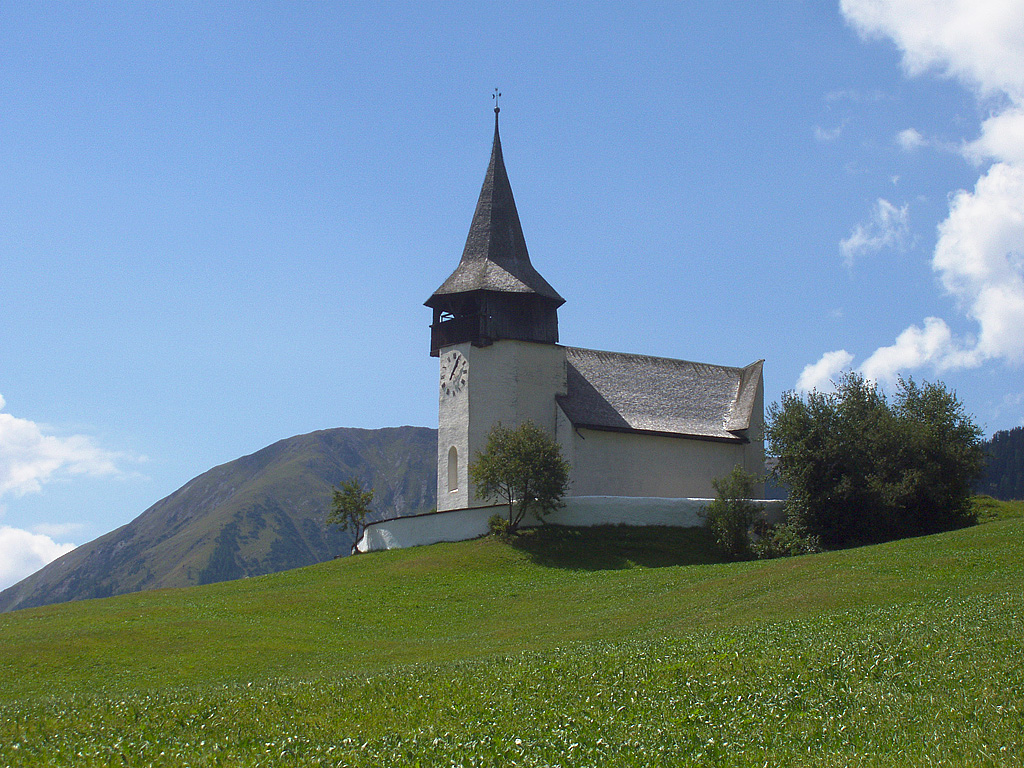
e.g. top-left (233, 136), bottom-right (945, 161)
top-left (978, 426), bottom-right (1024, 500)
top-left (0, 426), bottom-right (437, 613)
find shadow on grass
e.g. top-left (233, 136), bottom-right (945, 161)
top-left (507, 524), bottom-right (723, 571)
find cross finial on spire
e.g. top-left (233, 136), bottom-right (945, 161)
top-left (492, 88), bottom-right (501, 114)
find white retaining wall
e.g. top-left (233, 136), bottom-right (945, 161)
top-left (356, 496), bottom-right (786, 553)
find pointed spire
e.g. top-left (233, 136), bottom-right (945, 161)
top-left (427, 107), bottom-right (564, 305)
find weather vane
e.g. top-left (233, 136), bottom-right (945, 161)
top-left (493, 88), bottom-right (501, 113)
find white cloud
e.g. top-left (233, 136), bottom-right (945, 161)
top-left (993, 391), bottom-right (1024, 424)
top-left (806, 1), bottom-right (1024, 389)
top-left (934, 162), bottom-right (1024, 359)
top-left (840, 0), bottom-right (1024, 100)
top-left (895, 127), bottom-right (962, 155)
top-left (860, 316), bottom-right (979, 384)
top-left (32, 522), bottom-right (87, 538)
top-left (965, 107), bottom-right (1024, 165)
top-left (797, 350), bottom-right (855, 393)
top-left (896, 127), bottom-right (927, 150)
top-left (0, 526), bottom-right (76, 591)
top-left (815, 123), bottom-right (845, 142)
top-left (0, 395), bottom-right (128, 498)
top-left (855, 161), bottom-right (1024, 384)
top-left (825, 88), bottom-right (891, 103)
top-left (840, 198), bottom-right (911, 265)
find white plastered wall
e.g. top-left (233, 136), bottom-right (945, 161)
top-left (437, 340), bottom-right (567, 510)
top-left (437, 342), bottom-right (472, 510)
top-left (564, 425), bottom-right (750, 499)
top-left (356, 496), bottom-right (786, 553)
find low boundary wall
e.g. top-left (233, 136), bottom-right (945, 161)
top-left (356, 496), bottom-right (785, 553)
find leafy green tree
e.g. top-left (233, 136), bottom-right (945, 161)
top-left (701, 465), bottom-right (760, 560)
top-left (892, 377), bottom-right (986, 533)
top-left (327, 478), bottom-right (375, 554)
top-left (766, 372), bottom-right (983, 548)
top-left (469, 421), bottom-right (570, 532)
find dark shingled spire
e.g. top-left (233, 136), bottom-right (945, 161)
top-left (427, 109), bottom-right (565, 304)
top-left (425, 107), bottom-right (563, 355)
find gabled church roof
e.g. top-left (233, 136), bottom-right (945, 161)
top-left (427, 109), bottom-right (565, 306)
top-left (557, 347), bottom-right (763, 442)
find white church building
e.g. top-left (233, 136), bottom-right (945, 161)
top-left (358, 109), bottom-right (769, 553)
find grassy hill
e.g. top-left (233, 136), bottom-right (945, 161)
top-left (0, 425), bottom-right (437, 613)
top-left (1, 515), bottom-right (1022, 766)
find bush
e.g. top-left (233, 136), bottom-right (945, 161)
top-left (752, 514), bottom-right (822, 559)
top-left (702, 466), bottom-right (760, 560)
top-left (767, 373), bottom-right (984, 548)
top-left (488, 514), bottom-right (514, 540)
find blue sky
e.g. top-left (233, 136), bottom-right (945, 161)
top-left (3, 1), bottom-right (1023, 589)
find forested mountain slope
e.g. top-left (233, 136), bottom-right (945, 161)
top-left (978, 426), bottom-right (1024, 500)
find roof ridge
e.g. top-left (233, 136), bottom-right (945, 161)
top-left (564, 345), bottom-right (747, 372)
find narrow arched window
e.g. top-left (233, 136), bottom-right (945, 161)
top-left (448, 446), bottom-right (459, 492)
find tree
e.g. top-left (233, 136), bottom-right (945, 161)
top-left (978, 426), bottom-right (1024, 500)
top-left (327, 478), bottom-right (375, 554)
top-left (469, 421), bottom-right (570, 532)
top-left (701, 465), bottom-right (760, 560)
top-left (766, 372), bottom-right (984, 549)
top-left (891, 377), bottom-right (985, 534)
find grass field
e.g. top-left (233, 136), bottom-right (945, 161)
top-left (0, 507), bottom-right (1021, 766)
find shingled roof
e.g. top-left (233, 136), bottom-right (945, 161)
top-left (428, 109), bottom-right (564, 305)
top-left (557, 347), bottom-right (763, 442)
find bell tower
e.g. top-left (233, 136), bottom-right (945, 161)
top-left (427, 107), bottom-right (567, 511)
top-left (425, 107), bottom-right (565, 355)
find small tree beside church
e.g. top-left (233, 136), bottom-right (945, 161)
top-left (470, 421), bottom-right (570, 532)
top-left (701, 465), bottom-right (761, 560)
top-left (327, 478), bottom-right (375, 554)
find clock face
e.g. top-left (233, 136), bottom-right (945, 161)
top-left (439, 351), bottom-right (469, 397)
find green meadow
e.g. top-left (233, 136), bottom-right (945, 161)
top-left (1, 506), bottom-right (1022, 766)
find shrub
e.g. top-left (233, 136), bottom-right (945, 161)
top-left (702, 466), bottom-right (760, 560)
top-left (488, 514), bottom-right (514, 540)
top-left (752, 514), bottom-right (822, 559)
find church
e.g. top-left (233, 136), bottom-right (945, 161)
top-left (358, 109), bottom-right (767, 552)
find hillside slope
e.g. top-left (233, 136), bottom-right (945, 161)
top-left (0, 517), bottom-right (1020, 767)
top-left (0, 425), bottom-right (436, 613)
top-left (2, 518), bottom-right (1019, 697)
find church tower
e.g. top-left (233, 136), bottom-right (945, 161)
top-left (427, 108), bottom-right (567, 511)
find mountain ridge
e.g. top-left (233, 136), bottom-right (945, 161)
top-left (0, 425), bottom-right (437, 613)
